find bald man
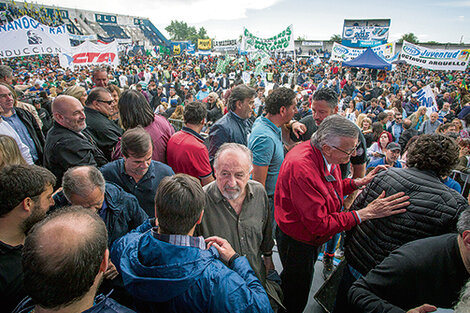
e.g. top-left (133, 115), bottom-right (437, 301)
top-left (44, 95), bottom-right (107, 187)
top-left (15, 206), bottom-right (135, 313)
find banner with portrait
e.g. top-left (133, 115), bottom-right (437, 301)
top-left (0, 16), bottom-right (71, 58)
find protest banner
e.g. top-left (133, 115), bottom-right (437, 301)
top-left (416, 85), bottom-right (438, 116)
top-left (240, 25), bottom-right (294, 52)
top-left (0, 16), bottom-right (71, 58)
top-left (342, 19), bottom-right (390, 48)
top-left (59, 40), bottom-right (119, 68)
top-left (213, 39), bottom-right (238, 52)
top-left (330, 42), bottom-right (396, 62)
top-left (198, 39), bottom-right (211, 51)
top-left (173, 45), bottom-right (181, 55)
top-left (400, 41), bottom-right (470, 71)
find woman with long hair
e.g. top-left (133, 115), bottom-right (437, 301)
top-left (409, 106), bottom-right (428, 130)
top-left (116, 90), bottom-right (175, 163)
top-left (206, 92), bottom-right (225, 123)
top-left (106, 85), bottom-right (121, 123)
top-left (0, 134), bottom-right (27, 169)
top-left (63, 85), bottom-right (87, 106)
top-left (367, 130), bottom-right (392, 163)
top-left (344, 99), bottom-right (357, 122)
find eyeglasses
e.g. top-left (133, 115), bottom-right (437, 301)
top-left (97, 99), bottom-right (115, 105)
top-left (330, 142), bottom-right (360, 156)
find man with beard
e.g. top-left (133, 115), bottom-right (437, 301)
top-left (0, 164), bottom-right (55, 312)
top-left (367, 142), bottom-right (402, 169)
top-left (198, 143), bottom-right (281, 307)
top-left (44, 95), bottom-right (107, 187)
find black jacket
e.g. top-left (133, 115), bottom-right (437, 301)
top-left (84, 107), bottom-right (123, 161)
top-left (14, 107), bottom-right (45, 164)
top-left (44, 122), bottom-right (107, 186)
top-left (345, 167), bottom-right (468, 276)
top-left (348, 234), bottom-right (469, 312)
top-left (398, 128), bottom-right (418, 151)
top-left (0, 241), bottom-right (24, 313)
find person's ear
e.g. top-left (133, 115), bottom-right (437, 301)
top-left (196, 210), bottom-right (204, 225)
top-left (100, 249), bottom-right (109, 273)
top-left (322, 144), bottom-right (333, 157)
top-left (21, 197), bottom-right (33, 214)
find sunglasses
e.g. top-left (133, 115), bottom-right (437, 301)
top-left (97, 99), bottom-right (115, 105)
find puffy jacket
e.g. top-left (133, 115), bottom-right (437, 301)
top-left (53, 182), bottom-right (148, 246)
top-left (111, 222), bottom-right (273, 313)
top-left (345, 167), bottom-right (468, 275)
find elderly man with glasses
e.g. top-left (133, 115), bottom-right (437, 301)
top-left (274, 115), bottom-right (411, 313)
top-left (84, 87), bottom-right (123, 161)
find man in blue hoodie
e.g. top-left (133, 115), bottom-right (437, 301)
top-left (111, 174), bottom-right (272, 313)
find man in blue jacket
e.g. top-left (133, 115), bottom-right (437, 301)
top-left (208, 84), bottom-right (256, 163)
top-left (111, 174), bottom-right (272, 313)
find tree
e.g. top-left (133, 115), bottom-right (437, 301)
top-left (297, 36), bottom-right (305, 41)
top-left (398, 33), bottom-right (419, 44)
top-left (165, 20), bottom-right (209, 42)
top-left (330, 34), bottom-right (341, 43)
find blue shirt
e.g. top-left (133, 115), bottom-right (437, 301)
top-left (248, 116), bottom-right (284, 197)
top-left (2, 110), bottom-right (38, 162)
top-left (367, 157), bottom-right (402, 169)
top-left (442, 177), bottom-right (462, 193)
top-left (100, 159), bottom-right (174, 217)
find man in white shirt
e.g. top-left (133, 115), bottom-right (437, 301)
top-left (0, 103), bottom-right (32, 164)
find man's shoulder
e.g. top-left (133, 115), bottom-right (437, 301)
top-left (149, 160), bottom-right (174, 175)
top-left (100, 159), bottom-right (122, 174)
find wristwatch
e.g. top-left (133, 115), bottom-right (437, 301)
top-left (228, 253), bottom-right (240, 268)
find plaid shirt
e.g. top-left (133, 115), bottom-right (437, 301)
top-left (151, 226), bottom-right (206, 250)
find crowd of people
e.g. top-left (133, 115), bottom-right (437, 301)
top-left (1, 49), bottom-right (470, 313)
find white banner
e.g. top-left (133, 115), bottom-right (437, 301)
top-left (59, 40), bottom-right (119, 69)
top-left (0, 16), bottom-right (71, 58)
top-left (416, 85), bottom-right (438, 117)
top-left (330, 42), bottom-right (396, 62)
top-left (400, 41), bottom-right (470, 71)
top-left (241, 25), bottom-right (294, 52)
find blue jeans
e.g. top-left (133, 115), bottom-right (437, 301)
top-left (324, 232), bottom-right (341, 256)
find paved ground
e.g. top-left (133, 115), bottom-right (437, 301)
top-left (272, 244), bottom-right (329, 313)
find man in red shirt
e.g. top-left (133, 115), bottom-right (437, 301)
top-left (274, 115), bottom-right (410, 313)
top-left (167, 101), bottom-right (214, 186)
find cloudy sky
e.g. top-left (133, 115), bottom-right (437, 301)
top-left (41, 0), bottom-right (469, 43)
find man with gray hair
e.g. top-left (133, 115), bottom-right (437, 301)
top-left (208, 84), bottom-right (256, 162)
top-left (52, 165), bottom-right (148, 306)
top-left (54, 165), bottom-right (148, 246)
top-left (275, 115), bottom-right (410, 313)
top-left (198, 142), bottom-right (282, 307)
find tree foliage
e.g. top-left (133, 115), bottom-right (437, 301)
top-left (398, 33), bottom-right (419, 44)
top-left (165, 20), bottom-right (209, 43)
top-left (330, 34), bottom-right (341, 43)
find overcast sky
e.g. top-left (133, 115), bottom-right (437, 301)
top-left (41, 0), bottom-right (469, 43)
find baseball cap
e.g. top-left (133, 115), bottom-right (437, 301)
top-left (386, 142), bottom-right (401, 152)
